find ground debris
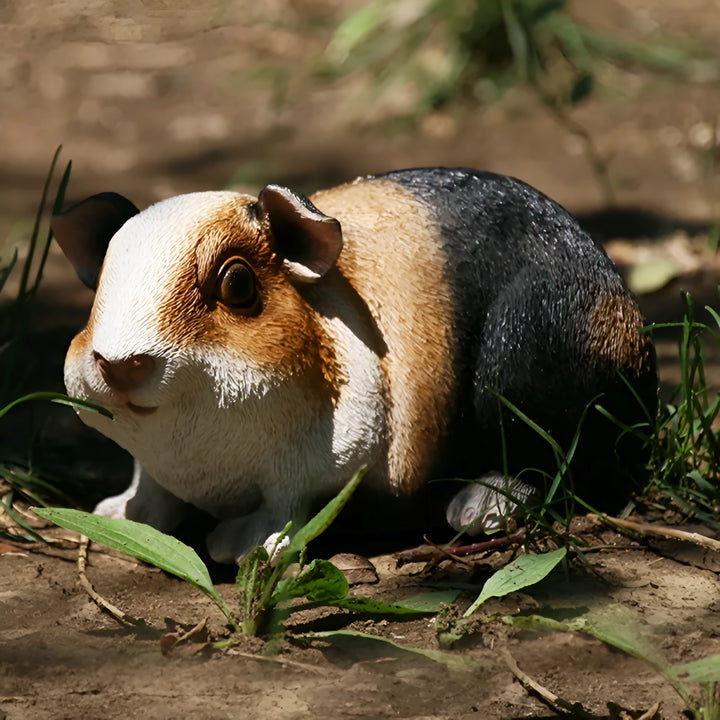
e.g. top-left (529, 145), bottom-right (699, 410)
top-left (394, 528), bottom-right (527, 568)
top-left (160, 617), bottom-right (213, 657)
top-left (328, 553), bottom-right (378, 584)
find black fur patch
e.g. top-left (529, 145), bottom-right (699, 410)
top-left (372, 168), bottom-right (656, 510)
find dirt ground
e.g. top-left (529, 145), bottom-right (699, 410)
top-left (2, 1), bottom-right (720, 718)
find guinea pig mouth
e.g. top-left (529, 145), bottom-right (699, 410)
top-left (125, 402), bottom-right (158, 416)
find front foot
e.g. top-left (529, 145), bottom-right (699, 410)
top-left (94, 461), bottom-right (188, 534)
top-left (206, 510), bottom-right (290, 564)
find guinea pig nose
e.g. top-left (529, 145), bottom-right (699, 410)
top-left (93, 352), bottom-right (156, 392)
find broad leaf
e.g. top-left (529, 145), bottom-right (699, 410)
top-left (670, 654), bottom-right (720, 682)
top-left (389, 589), bottom-right (460, 612)
top-left (306, 629), bottom-right (485, 671)
top-left (277, 558), bottom-right (349, 604)
top-left (236, 545), bottom-right (271, 625)
top-left (33, 508), bottom-right (237, 626)
top-left (325, 591), bottom-right (456, 616)
top-left (464, 547), bottom-right (566, 616)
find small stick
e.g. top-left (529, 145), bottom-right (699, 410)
top-left (500, 646), bottom-right (596, 718)
top-left (601, 516), bottom-right (720, 553)
top-left (636, 701), bottom-right (662, 720)
top-left (421, 535), bottom-right (474, 566)
top-left (77, 535), bottom-right (145, 627)
top-left (395, 528), bottom-right (526, 567)
top-left (224, 648), bottom-right (330, 674)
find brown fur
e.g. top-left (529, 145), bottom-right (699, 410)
top-left (311, 179), bottom-right (456, 493)
top-left (586, 292), bottom-right (653, 376)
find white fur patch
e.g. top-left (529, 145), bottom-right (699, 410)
top-left (65, 190), bottom-right (389, 549)
top-left (91, 192), bottom-right (240, 364)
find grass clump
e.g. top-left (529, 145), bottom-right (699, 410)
top-left (646, 292), bottom-right (720, 526)
top-left (0, 148), bottom-right (112, 541)
top-left (0, 147), bottom-right (73, 533)
top-left (322, 0), bottom-right (716, 120)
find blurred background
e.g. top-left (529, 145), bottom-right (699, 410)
top-left (1, 1), bottom-right (718, 222)
top-left (0, 0), bottom-right (719, 500)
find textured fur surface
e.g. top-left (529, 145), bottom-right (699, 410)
top-left (54, 168), bottom-right (657, 562)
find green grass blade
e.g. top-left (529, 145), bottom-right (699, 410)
top-left (464, 548), bottom-right (566, 617)
top-left (491, 391), bottom-right (565, 458)
top-left (284, 467), bottom-right (366, 558)
top-left (326, 2), bottom-right (386, 65)
top-left (33, 508), bottom-right (238, 627)
top-left (705, 305), bottom-right (720, 330)
top-left (0, 496), bottom-right (45, 542)
top-left (506, 609), bottom-right (698, 712)
top-left (569, 613), bottom-right (696, 710)
top-left (30, 159), bottom-right (72, 300)
top-left (0, 463), bottom-right (76, 506)
top-left (0, 392), bottom-right (112, 420)
top-left (18, 145), bottom-right (62, 300)
top-left (0, 248), bottom-right (18, 293)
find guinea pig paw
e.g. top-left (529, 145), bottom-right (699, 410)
top-left (207, 512), bottom-right (289, 565)
top-left (93, 491), bottom-right (132, 519)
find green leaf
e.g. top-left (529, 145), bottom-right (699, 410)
top-left (284, 468), bottom-right (366, 559)
top-left (236, 545), bottom-right (271, 626)
top-left (279, 558), bottom-right (349, 604)
top-left (501, 0), bottom-right (530, 80)
top-left (670, 654), bottom-right (720, 682)
top-left (464, 548), bottom-right (567, 617)
top-left (305, 629), bottom-right (484, 672)
top-left (391, 589), bottom-right (461, 612)
top-left (33, 508), bottom-right (238, 627)
top-left (506, 608), bottom-right (697, 710)
top-left (249, 470), bottom-right (366, 634)
top-left (325, 593), bottom-right (452, 616)
top-left (0, 496), bottom-right (45, 542)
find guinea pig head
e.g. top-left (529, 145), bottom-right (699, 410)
top-left (52, 187), bottom-right (343, 511)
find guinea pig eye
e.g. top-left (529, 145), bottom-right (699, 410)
top-left (217, 258), bottom-right (259, 310)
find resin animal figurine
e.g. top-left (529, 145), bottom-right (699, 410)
top-left (53, 167), bottom-right (657, 562)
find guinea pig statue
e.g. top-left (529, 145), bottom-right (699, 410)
top-left (52, 167), bottom-right (657, 563)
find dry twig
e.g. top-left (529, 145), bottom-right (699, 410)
top-left (77, 535), bottom-right (146, 627)
top-left (602, 516), bottom-right (720, 552)
top-left (500, 646), bottom-right (597, 718)
top-left (395, 528), bottom-right (526, 567)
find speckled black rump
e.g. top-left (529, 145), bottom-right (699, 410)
top-left (373, 167), bottom-right (657, 511)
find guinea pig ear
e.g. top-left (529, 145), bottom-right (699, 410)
top-left (258, 184), bottom-right (342, 282)
top-left (51, 192), bottom-right (139, 290)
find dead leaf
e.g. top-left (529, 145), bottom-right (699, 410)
top-left (160, 617), bottom-right (212, 656)
top-left (328, 553), bottom-right (378, 585)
